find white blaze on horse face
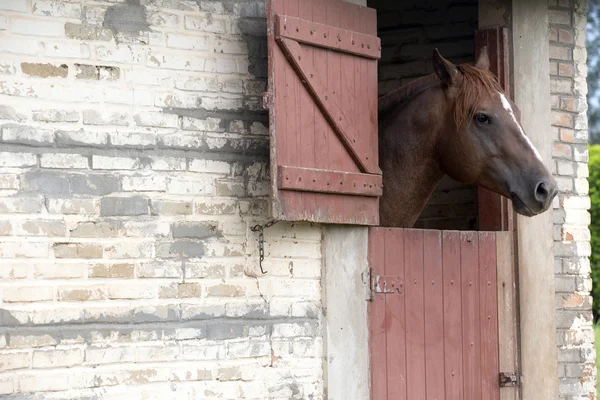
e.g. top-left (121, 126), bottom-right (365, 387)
top-left (498, 92), bottom-right (543, 162)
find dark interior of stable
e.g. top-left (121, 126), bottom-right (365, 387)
top-left (368, 0), bottom-right (480, 230)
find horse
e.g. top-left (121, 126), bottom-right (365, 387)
top-left (378, 47), bottom-right (558, 228)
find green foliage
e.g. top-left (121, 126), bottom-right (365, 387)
top-left (588, 0), bottom-right (600, 143)
top-left (590, 145), bottom-right (600, 320)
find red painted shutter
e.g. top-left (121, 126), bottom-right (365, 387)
top-left (475, 28), bottom-right (514, 231)
top-left (266, 0), bottom-right (381, 225)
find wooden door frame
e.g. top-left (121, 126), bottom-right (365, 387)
top-left (322, 1), bottom-right (558, 399)
top-left (479, 1), bottom-right (559, 399)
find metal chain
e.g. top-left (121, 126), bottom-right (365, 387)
top-left (250, 220), bottom-right (279, 274)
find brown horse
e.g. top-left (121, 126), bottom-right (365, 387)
top-left (378, 48), bottom-right (557, 228)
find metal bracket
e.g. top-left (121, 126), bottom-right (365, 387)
top-left (370, 273), bottom-right (403, 296)
top-left (250, 220), bottom-right (279, 275)
top-left (499, 372), bottom-right (519, 387)
top-left (262, 91), bottom-right (273, 110)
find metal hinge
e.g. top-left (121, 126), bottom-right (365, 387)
top-left (499, 372), bottom-right (519, 387)
top-left (369, 271), bottom-right (403, 298)
top-left (262, 91), bottom-right (273, 110)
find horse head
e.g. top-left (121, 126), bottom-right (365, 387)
top-left (432, 48), bottom-right (558, 217)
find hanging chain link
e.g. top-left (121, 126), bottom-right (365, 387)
top-left (250, 220), bottom-right (279, 274)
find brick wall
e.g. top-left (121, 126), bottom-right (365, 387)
top-left (549, 0), bottom-right (596, 398)
top-left (0, 1), bottom-right (323, 398)
top-left (371, 0), bottom-right (479, 230)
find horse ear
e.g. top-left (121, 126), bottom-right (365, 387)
top-left (475, 46), bottom-right (490, 71)
top-left (433, 48), bottom-right (461, 87)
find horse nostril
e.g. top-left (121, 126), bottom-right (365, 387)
top-left (535, 181), bottom-right (550, 203)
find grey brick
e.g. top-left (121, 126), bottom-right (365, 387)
top-left (56, 129), bottom-right (108, 147)
top-left (0, 105), bottom-right (27, 122)
top-left (0, 196), bottom-right (44, 214)
top-left (83, 110), bottom-right (129, 126)
top-left (84, 307), bottom-right (132, 324)
top-left (171, 222), bottom-right (219, 239)
top-left (0, 309), bottom-right (29, 326)
top-left (180, 304), bottom-right (226, 320)
top-left (132, 305), bottom-right (179, 323)
top-left (22, 171), bottom-right (71, 196)
top-left (150, 200), bottom-right (192, 215)
top-left (65, 23), bottom-right (113, 41)
top-left (206, 323), bottom-right (248, 340)
top-left (70, 221), bottom-right (120, 238)
top-left (156, 240), bottom-right (205, 258)
top-left (46, 198), bottom-right (97, 215)
top-left (100, 196), bottom-right (149, 216)
top-left (1, 124), bottom-right (54, 146)
top-left (32, 109), bottom-right (79, 122)
top-left (70, 174), bottom-right (119, 196)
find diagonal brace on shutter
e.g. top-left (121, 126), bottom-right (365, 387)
top-left (275, 31), bottom-right (381, 175)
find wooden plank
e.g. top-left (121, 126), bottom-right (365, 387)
top-left (274, 14), bottom-right (381, 59)
top-left (363, 6), bottom-right (379, 172)
top-left (339, 5), bottom-right (357, 224)
top-left (385, 229), bottom-right (407, 400)
top-left (461, 231), bottom-right (481, 400)
top-left (369, 227), bottom-right (387, 400)
top-left (297, 0), bottom-right (316, 221)
top-left (280, 0), bottom-right (301, 220)
top-left (497, 231), bottom-right (519, 400)
top-left (311, 0), bottom-right (332, 220)
top-left (479, 232), bottom-right (500, 400)
top-left (443, 231), bottom-right (463, 399)
top-left (326, 0), bottom-right (344, 176)
top-left (405, 229), bottom-right (426, 399)
top-left (277, 37), bottom-right (381, 175)
top-left (423, 230), bottom-right (445, 399)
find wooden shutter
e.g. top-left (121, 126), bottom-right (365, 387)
top-left (476, 28), bottom-right (513, 232)
top-left (266, 0), bottom-right (381, 225)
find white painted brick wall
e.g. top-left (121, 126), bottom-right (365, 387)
top-left (0, 1), bottom-right (322, 399)
top-left (549, 0), bottom-right (595, 398)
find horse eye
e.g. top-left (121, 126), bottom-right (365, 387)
top-left (475, 113), bottom-right (490, 124)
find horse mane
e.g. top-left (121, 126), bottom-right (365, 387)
top-left (378, 74), bottom-right (439, 116)
top-left (378, 62), bottom-right (504, 127)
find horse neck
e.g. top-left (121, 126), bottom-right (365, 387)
top-left (379, 86), bottom-right (447, 228)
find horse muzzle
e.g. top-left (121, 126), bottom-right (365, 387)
top-left (509, 178), bottom-right (558, 217)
